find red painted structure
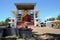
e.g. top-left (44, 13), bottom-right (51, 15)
top-left (15, 3), bottom-right (35, 28)
top-left (16, 14), bottom-right (34, 28)
top-left (17, 22), bottom-right (34, 28)
top-left (23, 15), bottom-right (31, 22)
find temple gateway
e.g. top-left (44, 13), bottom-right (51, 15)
top-left (9, 3), bottom-right (41, 28)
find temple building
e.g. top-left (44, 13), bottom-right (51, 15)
top-left (9, 3), bottom-right (41, 28)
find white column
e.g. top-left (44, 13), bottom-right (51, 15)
top-left (33, 10), bottom-right (41, 27)
top-left (33, 10), bottom-right (36, 27)
top-left (11, 10), bottom-right (19, 28)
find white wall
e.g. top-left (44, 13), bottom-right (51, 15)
top-left (46, 22), bottom-right (52, 27)
top-left (34, 18), bottom-right (41, 27)
top-left (46, 21), bottom-right (57, 28)
top-left (9, 18), bottom-right (16, 28)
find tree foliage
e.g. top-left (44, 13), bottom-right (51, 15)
top-left (45, 17), bottom-right (55, 22)
top-left (0, 18), bottom-right (10, 26)
top-left (56, 14), bottom-right (60, 20)
top-left (5, 18), bottom-right (10, 26)
top-left (0, 21), bottom-right (5, 26)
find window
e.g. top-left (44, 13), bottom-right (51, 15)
top-left (29, 10), bottom-right (33, 14)
top-left (35, 14), bottom-right (37, 18)
top-left (36, 19), bottom-right (38, 21)
top-left (18, 18), bottom-right (21, 20)
top-left (12, 20), bottom-right (14, 22)
top-left (36, 24), bottom-right (39, 26)
top-left (52, 24), bottom-right (54, 27)
top-left (19, 10), bottom-right (24, 14)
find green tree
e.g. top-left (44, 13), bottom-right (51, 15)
top-left (56, 14), bottom-right (60, 20)
top-left (5, 18), bottom-right (10, 26)
top-left (0, 21), bottom-right (5, 26)
top-left (45, 17), bottom-right (55, 22)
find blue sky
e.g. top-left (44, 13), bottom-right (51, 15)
top-left (0, 0), bottom-right (60, 22)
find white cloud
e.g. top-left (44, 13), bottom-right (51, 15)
top-left (45, 16), bottom-right (52, 19)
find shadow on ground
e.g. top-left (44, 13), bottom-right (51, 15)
top-left (24, 32), bottom-right (60, 40)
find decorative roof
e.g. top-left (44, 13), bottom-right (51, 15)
top-left (15, 3), bottom-right (36, 10)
